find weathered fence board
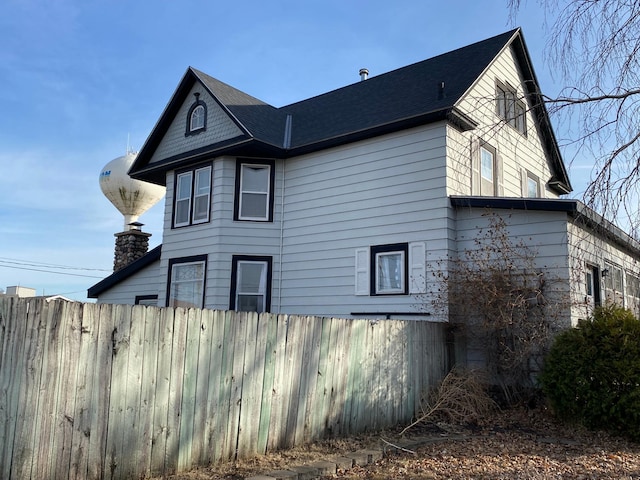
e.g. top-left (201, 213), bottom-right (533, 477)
top-left (0, 297), bottom-right (449, 480)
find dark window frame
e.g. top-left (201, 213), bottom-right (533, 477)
top-left (370, 243), bottom-right (409, 296)
top-left (166, 254), bottom-right (208, 308)
top-left (172, 163), bottom-right (212, 228)
top-left (185, 93), bottom-right (207, 136)
top-left (233, 159), bottom-right (276, 222)
top-left (496, 81), bottom-right (527, 135)
top-left (135, 295), bottom-right (158, 306)
top-left (229, 255), bottom-right (273, 312)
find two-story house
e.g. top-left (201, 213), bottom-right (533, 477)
top-left (88, 28), bottom-right (640, 327)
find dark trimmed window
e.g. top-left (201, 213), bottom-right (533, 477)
top-left (167, 255), bottom-right (207, 308)
top-left (185, 92), bottom-right (207, 136)
top-left (173, 164), bottom-right (212, 228)
top-left (496, 82), bottom-right (526, 135)
top-left (234, 159), bottom-right (275, 222)
top-left (230, 255), bottom-right (272, 312)
top-left (370, 243), bottom-right (409, 295)
top-left (135, 295), bottom-right (158, 306)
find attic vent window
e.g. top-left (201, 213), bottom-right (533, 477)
top-left (186, 92), bottom-right (207, 136)
top-left (496, 82), bottom-right (526, 135)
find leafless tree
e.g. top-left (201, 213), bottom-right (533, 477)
top-left (509, 0), bottom-right (640, 235)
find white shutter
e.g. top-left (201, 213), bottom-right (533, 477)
top-left (409, 242), bottom-right (426, 294)
top-left (355, 248), bottom-right (370, 295)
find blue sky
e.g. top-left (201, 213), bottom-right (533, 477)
top-left (0, 0), bottom-right (590, 301)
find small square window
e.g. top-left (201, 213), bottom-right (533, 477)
top-left (370, 243), bottom-right (409, 295)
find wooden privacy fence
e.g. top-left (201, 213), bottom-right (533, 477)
top-left (0, 297), bottom-right (449, 480)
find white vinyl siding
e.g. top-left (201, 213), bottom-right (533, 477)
top-left (451, 44), bottom-right (558, 199)
top-left (95, 259), bottom-right (161, 305)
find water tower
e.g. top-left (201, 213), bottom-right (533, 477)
top-left (99, 152), bottom-right (166, 271)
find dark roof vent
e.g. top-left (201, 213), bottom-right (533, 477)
top-left (359, 68), bottom-right (369, 81)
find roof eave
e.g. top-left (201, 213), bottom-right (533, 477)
top-left (87, 245), bottom-right (162, 298)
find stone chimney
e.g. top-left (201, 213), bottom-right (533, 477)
top-left (113, 222), bottom-right (151, 272)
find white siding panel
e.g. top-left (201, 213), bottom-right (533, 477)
top-left (450, 45), bottom-right (559, 199)
top-left (278, 124), bottom-right (450, 318)
top-left (96, 260), bottom-right (161, 305)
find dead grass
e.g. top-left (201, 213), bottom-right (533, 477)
top-left (156, 406), bottom-right (640, 479)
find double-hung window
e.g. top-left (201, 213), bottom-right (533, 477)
top-left (167, 255), bottom-right (207, 308)
top-left (230, 255), bottom-right (272, 312)
top-left (480, 143), bottom-right (497, 196)
top-left (174, 165), bottom-right (212, 227)
top-left (496, 82), bottom-right (527, 135)
top-left (234, 160), bottom-right (275, 222)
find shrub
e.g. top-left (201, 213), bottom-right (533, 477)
top-left (540, 305), bottom-right (640, 440)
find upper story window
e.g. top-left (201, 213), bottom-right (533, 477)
top-left (479, 143), bottom-right (497, 196)
top-left (234, 159), bottom-right (275, 222)
top-left (496, 82), bottom-right (526, 135)
top-left (522, 169), bottom-right (541, 198)
top-left (174, 164), bottom-right (212, 228)
top-left (472, 140), bottom-right (502, 197)
top-left (185, 92), bottom-right (207, 136)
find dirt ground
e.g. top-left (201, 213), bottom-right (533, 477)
top-left (158, 407), bottom-right (640, 479)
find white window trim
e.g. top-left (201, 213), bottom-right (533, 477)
top-left (375, 250), bottom-right (406, 294)
top-left (235, 260), bottom-right (269, 313)
top-left (174, 171), bottom-right (193, 228)
top-left (238, 163), bottom-right (271, 221)
top-left (190, 105), bottom-right (205, 132)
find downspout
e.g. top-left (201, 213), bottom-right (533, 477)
top-left (278, 161), bottom-right (286, 314)
top-left (278, 115), bottom-right (292, 313)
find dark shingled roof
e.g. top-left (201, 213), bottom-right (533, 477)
top-left (128, 28), bottom-right (571, 194)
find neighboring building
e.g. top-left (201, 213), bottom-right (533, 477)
top-left (88, 28), bottom-right (640, 327)
top-left (3, 286), bottom-right (36, 298)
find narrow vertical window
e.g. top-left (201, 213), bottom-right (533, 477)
top-left (234, 160), bottom-right (275, 222)
top-left (175, 171), bottom-right (193, 227)
top-left (480, 144), bottom-right (496, 196)
top-left (230, 255), bottom-right (272, 312)
top-left (192, 167), bottom-right (211, 223)
top-left (190, 105), bottom-right (205, 131)
top-left (185, 92), bottom-right (207, 136)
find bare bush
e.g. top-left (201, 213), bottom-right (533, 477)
top-left (400, 368), bottom-right (496, 435)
